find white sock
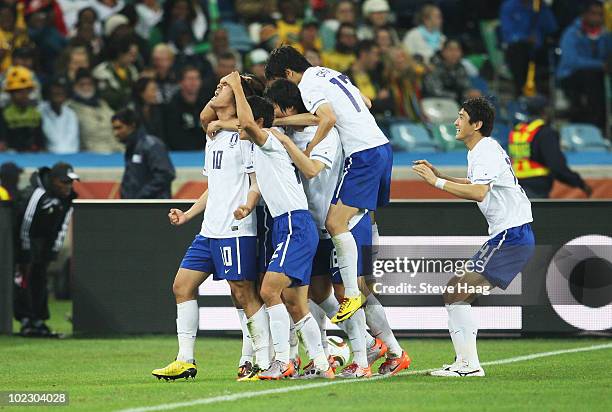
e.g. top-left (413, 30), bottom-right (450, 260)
top-left (309, 299), bottom-right (329, 357)
top-left (371, 222), bottom-right (379, 259)
top-left (266, 304), bottom-right (291, 364)
top-left (176, 300), bottom-right (198, 362)
top-left (331, 232), bottom-right (360, 298)
top-left (319, 291), bottom-right (374, 346)
top-left (247, 305), bottom-right (271, 370)
top-left (446, 305), bottom-right (464, 363)
top-left (295, 313), bottom-right (328, 370)
top-left (344, 308), bottom-right (368, 368)
top-left (448, 303), bottom-right (480, 369)
top-left (236, 309), bottom-right (254, 366)
top-left (289, 318), bottom-right (299, 360)
top-left (365, 294), bottom-right (403, 357)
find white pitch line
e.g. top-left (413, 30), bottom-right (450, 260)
top-left (119, 343), bottom-right (612, 412)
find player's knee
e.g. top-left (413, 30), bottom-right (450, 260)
top-left (259, 285), bottom-right (277, 306)
top-left (172, 278), bottom-right (194, 300)
top-left (325, 215), bottom-right (341, 235)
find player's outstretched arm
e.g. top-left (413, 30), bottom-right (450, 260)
top-left (306, 103), bottom-right (336, 155)
top-left (413, 163), bottom-right (489, 202)
top-left (273, 113), bottom-right (320, 127)
top-left (199, 101), bottom-right (217, 131)
top-left (413, 159), bottom-right (470, 184)
top-left (207, 119), bottom-right (239, 137)
top-left (269, 128), bottom-right (325, 179)
top-left (224, 71), bottom-right (268, 146)
top-left (361, 92), bottom-right (372, 109)
top-left (234, 173), bottom-right (260, 220)
top-left (168, 189), bottom-right (208, 225)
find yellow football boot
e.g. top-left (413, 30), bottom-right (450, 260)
top-left (152, 360), bottom-right (197, 381)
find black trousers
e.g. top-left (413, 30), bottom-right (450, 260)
top-left (505, 41), bottom-right (550, 97)
top-left (560, 69), bottom-right (606, 132)
top-left (14, 260), bottom-right (51, 322)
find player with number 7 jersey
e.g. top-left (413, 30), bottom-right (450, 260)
top-left (265, 46), bottom-right (393, 323)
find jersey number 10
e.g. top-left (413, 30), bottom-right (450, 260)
top-left (212, 151), bottom-right (223, 169)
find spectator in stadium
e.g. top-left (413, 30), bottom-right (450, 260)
top-left (508, 95), bottom-right (592, 198)
top-left (91, 0), bottom-right (125, 22)
top-left (374, 26), bottom-right (397, 55)
top-left (402, 4), bottom-right (445, 65)
top-left (0, 2), bottom-right (29, 73)
top-left (557, 0), bottom-right (611, 132)
top-left (205, 28), bottom-right (242, 73)
top-left (358, 0), bottom-right (398, 43)
top-left (132, 77), bottom-right (165, 142)
top-left (55, 46), bottom-right (91, 88)
top-left (164, 20), bottom-right (212, 77)
top-left (346, 40), bottom-right (394, 116)
top-left (276, 0), bottom-right (303, 45)
top-left (26, 2), bottom-right (68, 77)
top-left (245, 48), bottom-right (269, 84)
top-left (423, 39), bottom-right (482, 104)
top-left (0, 47), bottom-right (42, 107)
top-left (319, 0), bottom-right (357, 51)
top-left (0, 66), bottom-right (45, 152)
top-left (134, 0), bottom-right (163, 39)
top-left (69, 18), bottom-right (102, 59)
top-left (234, 0), bottom-right (277, 24)
top-left (500, 0), bottom-right (558, 97)
top-left (40, 79), bottom-right (79, 154)
top-left (386, 46), bottom-right (421, 121)
top-left (68, 68), bottom-right (123, 153)
top-left (304, 47), bottom-right (322, 66)
top-left (151, 43), bottom-right (179, 103)
top-left (149, 0), bottom-right (207, 47)
top-left (164, 65), bottom-right (205, 150)
top-left (291, 18), bottom-right (323, 54)
top-left (103, 12), bottom-right (150, 67)
top-left (112, 108), bottom-right (175, 199)
top-left (201, 51), bottom-right (237, 103)
top-left (322, 22), bottom-right (357, 72)
top-left (13, 162), bottom-right (78, 337)
top-left (0, 161), bottom-right (22, 200)
top-left (92, 37), bottom-right (139, 111)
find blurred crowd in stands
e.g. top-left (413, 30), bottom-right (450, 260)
top-left (0, 0), bottom-right (609, 155)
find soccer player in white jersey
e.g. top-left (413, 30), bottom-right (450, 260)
top-left (413, 97), bottom-right (535, 377)
top-left (222, 71), bottom-right (334, 380)
top-left (264, 79), bottom-right (411, 378)
top-left (265, 46), bottom-right (393, 324)
top-left (151, 75), bottom-right (267, 381)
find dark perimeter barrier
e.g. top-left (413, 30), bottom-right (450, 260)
top-left (0, 203), bottom-right (13, 334)
top-left (72, 200), bottom-right (612, 336)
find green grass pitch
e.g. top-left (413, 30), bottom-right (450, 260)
top-left (1, 300), bottom-right (611, 411)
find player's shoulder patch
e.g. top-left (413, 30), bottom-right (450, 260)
top-left (315, 68), bottom-right (330, 77)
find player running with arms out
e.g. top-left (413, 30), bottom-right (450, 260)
top-left (223, 71), bottom-right (334, 380)
top-left (264, 79), bottom-right (410, 378)
top-left (413, 97), bottom-right (535, 377)
top-left (265, 46), bottom-right (393, 324)
top-left (152, 75), bottom-right (267, 381)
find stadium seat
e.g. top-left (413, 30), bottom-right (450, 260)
top-left (479, 20), bottom-right (512, 80)
top-left (430, 124), bottom-right (463, 151)
top-left (388, 121), bottom-right (439, 152)
top-left (224, 21), bottom-right (254, 53)
top-left (470, 75), bottom-right (490, 95)
top-left (561, 124), bottom-right (611, 152)
top-left (421, 98), bottom-right (459, 124)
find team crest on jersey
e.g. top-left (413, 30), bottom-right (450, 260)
top-left (315, 68), bottom-right (329, 77)
top-left (229, 133), bottom-right (239, 148)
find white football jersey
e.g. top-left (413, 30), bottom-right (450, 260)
top-left (467, 137), bottom-right (533, 237)
top-left (290, 126), bottom-right (342, 235)
top-left (200, 130), bottom-right (257, 238)
top-left (253, 130), bottom-right (309, 218)
top-left (298, 66), bottom-right (388, 156)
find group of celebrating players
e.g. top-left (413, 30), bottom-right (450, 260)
top-left (151, 45), bottom-right (535, 381)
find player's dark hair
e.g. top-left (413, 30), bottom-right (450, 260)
top-left (265, 45), bottom-right (312, 80)
top-left (247, 96), bottom-right (274, 128)
top-left (241, 74), bottom-right (265, 97)
top-left (112, 108), bottom-right (140, 127)
top-left (264, 79), bottom-right (307, 114)
top-left (461, 97), bottom-right (495, 137)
